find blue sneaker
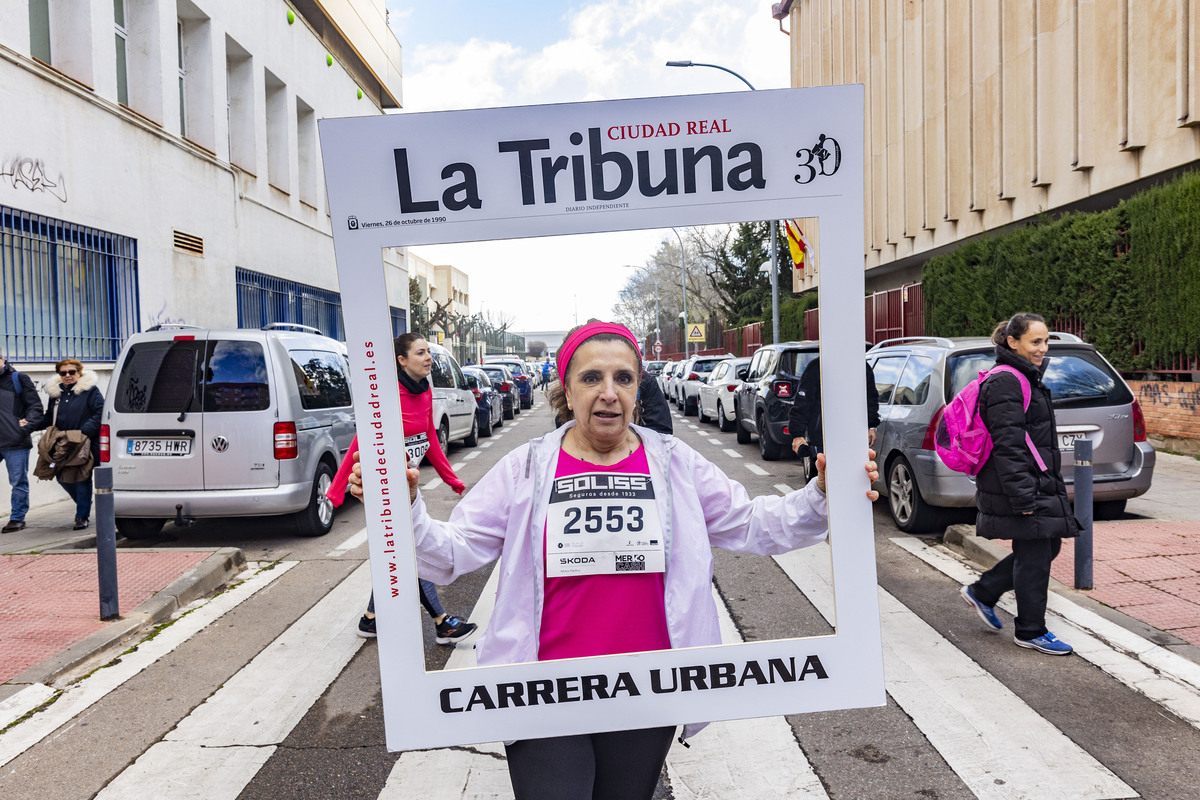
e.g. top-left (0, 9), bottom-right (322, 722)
top-left (960, 584), bottom-right (1002, 630)
top-left (1015, 632), bottom-right (1073, 655)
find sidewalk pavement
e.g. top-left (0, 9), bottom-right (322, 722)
top-left (944, 451), bottom-right (1200, 661)
top-left (0, 497), bottom-right (244, 704)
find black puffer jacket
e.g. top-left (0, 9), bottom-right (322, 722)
top-left (975, 346), bottom-right (1078, 541)
top-left (35, 370), bottom-right (105, 460)
top-left (0, 363), bottom-right (44, 450)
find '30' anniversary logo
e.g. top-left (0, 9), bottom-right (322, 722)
top-left (795, 134), bottom-right (842, 184)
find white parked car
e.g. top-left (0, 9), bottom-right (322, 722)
top-left (676, 354), bottom-right (735, 416)
top-left (429, 343), bottom-right (481, 451)
top-left (697, 356), bottom-right (752, 431)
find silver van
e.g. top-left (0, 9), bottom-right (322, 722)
top-left (101, 324), bottom-right (355, 539)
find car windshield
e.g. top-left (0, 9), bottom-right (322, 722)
top-left (115, 338), bottom-right (271, 414)
top-left (693, 360), bottom-right (721, 375)
top-left (777, 349), bottom-right (818, 377)
top-left (945, 348), bottom-right (1132, 408)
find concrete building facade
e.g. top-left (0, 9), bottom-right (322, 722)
top-left (0, 0), bottom-right (406, 382)
top-left (780, 0), bottom-right (1200, 291)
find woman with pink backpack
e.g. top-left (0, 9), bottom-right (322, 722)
top-left (958, 313), bottom-right (1079, 656)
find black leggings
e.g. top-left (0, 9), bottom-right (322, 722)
top-left (505, 726), bottom-right (675, 800)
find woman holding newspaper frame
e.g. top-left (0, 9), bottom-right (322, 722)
top-left (350, 321), bottom-right (879, 800)
top-left (959, 313), bottom-right (1079, 656)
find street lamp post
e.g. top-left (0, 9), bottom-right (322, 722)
top-left (666, 60), bottom-right (781, 345)
top-left (671, 227), bottom-right (688, 360)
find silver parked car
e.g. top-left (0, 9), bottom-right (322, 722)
top-left (429, 343), bottom-right (481, 451)
top-left (102, 324), bottom-right (355, 539)
top-left (676, 354), bottom-right (735, 416)
top-left (868, 334), bottom-right (1156, 532)
top-left (697, 356), bottom-right (752, 431)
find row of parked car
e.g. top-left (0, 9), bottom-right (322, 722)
top-left (98, 323), bottom-right (543, 540)
top-left (650, 334), bottom-right (1155, 533)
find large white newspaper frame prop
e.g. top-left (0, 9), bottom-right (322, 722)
top-left (319, 86), bottom-right (883, 752)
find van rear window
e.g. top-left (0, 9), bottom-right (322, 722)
top-left (114, 339), bottom-right (270, 414)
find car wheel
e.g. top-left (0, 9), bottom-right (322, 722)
top-left (464, 413), bottom-right (479, 447)
top-left (735, 403), bottom-right (752, 444)
top-left (1094, 499), bottom-right (1127, 520)
top-left (887, 456), bottom-right (943, 533)
top-left (757, 412), bottom-right (783, 460)
top-left (480, 409), bottom-right (494, 438)
top-left (116, 518), bottom-right (166, 540)
top-left (684, 395), bottom-right (698, 416)
top-left (503, 400), bottom-right (514, 420)
top-left (438, 419), bottom-right (450, 453)
top-left (295, 461), bottom-right (336, 537)
top-left (698, 400), bottom-right (710, 423)
top-left (717, 401), bottom-right (734, 432)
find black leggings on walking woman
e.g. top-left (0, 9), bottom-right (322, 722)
top-left (505, 726), bottom-right (675, 800)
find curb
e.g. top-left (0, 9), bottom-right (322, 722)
top-left (941, 524), bottom-right (1200, 662)
top-left (3, 547), bottom-right (246, 690)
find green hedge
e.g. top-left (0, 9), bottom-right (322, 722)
top-left (923, 170), bottom-right (1200, 372)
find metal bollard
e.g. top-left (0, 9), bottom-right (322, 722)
top-left (1073, 438), bottom-right (1094, 590)
top-left (94, 466), bottom-right (120, 620)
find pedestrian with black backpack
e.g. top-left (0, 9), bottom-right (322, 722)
top-left (0, 349), bottom-right (45, 533)
top-left (958, 313), bottom-right (1079, 656)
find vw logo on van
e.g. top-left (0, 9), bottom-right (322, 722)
top-left (211, 435), bottom-right (230, 453)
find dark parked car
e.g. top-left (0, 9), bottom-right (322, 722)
top-left (868, 333), bottom-right (1156, 532)
top-left (483, 356), bottom-right (534, 409)
top-left (463, 367), bottom-right (503, 440)
top-left (733, 341), bottom-right (820, 461)
top-left (478, 364), bottom-right (519, 419)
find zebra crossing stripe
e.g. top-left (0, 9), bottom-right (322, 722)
top-left (891, 535), bottom-right (1200, 729)
top-left (0, 561), bottom-right (296, 770)
top-left (385, 566), bottom-right (829, 799)
top-left (774, 545), bottom-right (1136, 800)
top-left (94, 562), bottom-right (372, 799)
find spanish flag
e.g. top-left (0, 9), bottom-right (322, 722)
top-left (785, 219), bottom-right (813, 272)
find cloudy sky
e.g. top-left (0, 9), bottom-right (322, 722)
top-left (383, 0), bottom-right (790, 333)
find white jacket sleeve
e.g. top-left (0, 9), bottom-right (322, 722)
top-left (689, 447), bottom-right (829, 554)
top-left (409, 450), bottom-right (519, 584)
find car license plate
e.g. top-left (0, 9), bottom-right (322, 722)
top-left (1058, 433), bottom-right (1084, 451)
top-left (127, 438), bottom-right (192, 456)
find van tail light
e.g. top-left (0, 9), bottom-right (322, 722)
top-left (771, 380), bottom-right (792, 398)
top-left (1131, 398), bottom-right (1147, 442)
top-left (471, 387), bottom-right (482, 402)
top-left (274, 422), bottom-right (298, 459)
top-left (99, 424), bottom-right (110, 463)
top-left (688, 372), bottom-right (700, 381)
top-left (922, 406), bottom-right (945, 450)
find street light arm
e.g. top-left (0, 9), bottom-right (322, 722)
top-left (665, 60), bottom-right (756, 91)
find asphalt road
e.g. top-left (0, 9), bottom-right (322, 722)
top-left (3, 397), bottom-right (1199, 799)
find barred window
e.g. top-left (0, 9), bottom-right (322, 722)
top-left (1, 205), bottom-right (140, 361)
top-left (235, 267), bottom-right (344, 340)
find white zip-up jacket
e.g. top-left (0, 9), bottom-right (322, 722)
top-left (410, 422), bottom-right (830, 737)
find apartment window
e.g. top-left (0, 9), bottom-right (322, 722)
top-left (296, 97), bottom-right (317, 207)
top-left (390, 306), bottom-right (407, 337)
top-left (235, 268), bottom-right (344, 340)
top-left (0, 205), bottom-right (140, 361)
top-left (29, 0), bottom-right (52, 63)
top-left (264, 69), bottom-right (289, 192)
top-left (225, 36), bottom-right (255, 171)
top-left (114, 0), bottom-right (129, 105)
top-left (176, 20), bottom-right (186, 134)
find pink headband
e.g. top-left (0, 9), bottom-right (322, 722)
top-left (556, 322), bottom-right (642, 378)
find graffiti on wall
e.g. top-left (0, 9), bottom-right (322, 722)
top-left (1138, 382), bottom-right (1200, 412)
top-left (1, 156), bottom-right (67, 202)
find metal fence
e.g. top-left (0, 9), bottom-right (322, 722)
top-left (0, 204), bottom-right (140, 362)
top-left (804, 283), bottom-right (925, 345)
top-left (235, 267), bottom-right (345, 340)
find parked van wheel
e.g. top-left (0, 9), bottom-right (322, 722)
top-left (296, 462), bottom-right (335, 537)
top-left (437, 419), bottom-right (450, 453)
top-left (887, 456), bottom-right (942, 533)
top-left (116, 518), bottom-right (166, 540)
top-left (464, 414), bottom-right (480, 447)
top-left (479, 411), bottom-right (494, 438)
